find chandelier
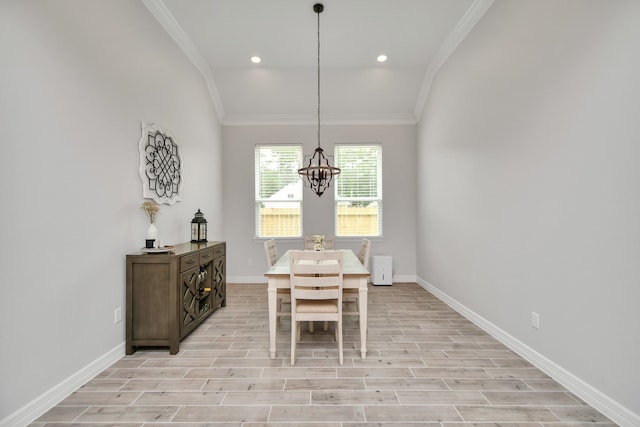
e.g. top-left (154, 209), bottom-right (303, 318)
top-left (298, 3), bottom-right (340, 197)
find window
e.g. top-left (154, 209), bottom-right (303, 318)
top-left (255, 145), bottom-right (303, 237)
top-left (335, 144), bottom-right (382, 236)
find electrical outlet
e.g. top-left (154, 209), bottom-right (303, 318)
top-left (114, 307), bottom-right (122, 324)
top-left (531, 312), bottom-right (540, 329)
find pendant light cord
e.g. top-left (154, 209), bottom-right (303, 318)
top-left (317, 7), bottom-right (321, 149)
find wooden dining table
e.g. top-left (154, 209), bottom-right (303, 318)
top-left (264, 249), bottom-right (370, 359)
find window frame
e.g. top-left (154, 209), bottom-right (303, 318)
top-left (255, 144), bottom-right (303, 238)
top-left (334, 143), bottom-right (383, 237)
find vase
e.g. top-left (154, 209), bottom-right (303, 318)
top-left (146, 223), bottom-right (158, 240)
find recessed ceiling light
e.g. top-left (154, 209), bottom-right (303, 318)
top-left (251, 56), bottom-right (261, 64)
top-left (377, 54), bottom-right (388, 63)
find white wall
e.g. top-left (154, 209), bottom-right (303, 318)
top-left (222, 124), bottom-right (416, 282)
top-left (417, 0), bottom-right (640, 420)
top-left (0, 0), bottom-right (223, 422)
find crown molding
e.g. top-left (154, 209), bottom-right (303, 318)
top-left (142, 0), bottom-right (225, 123)
top-left (222, 113), bottom-right (417, 127)
top-left (414, 0), bottom-right (494, 121)
top-left (144, 0), bottom-right (491, 127)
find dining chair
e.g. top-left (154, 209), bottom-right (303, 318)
top-left (357, 238), bottom-right (371, 270)
top-left (264, 239), bottom-right (290, 324)
top-left (264, 239), bottom-right (278, 267)
top-left (304, 234), bottom-right (335, 250)
top-left (289, 249), bottom-right (344, 365)
top-left (303, 234), bottom-right (336, 332)
top-left (344, 238), bottom-right (371, 318)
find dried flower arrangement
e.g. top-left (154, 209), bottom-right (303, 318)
top-left (313, 234), bottom-right (325, 251)
top-left (141, 200), bottom-right (160, 224)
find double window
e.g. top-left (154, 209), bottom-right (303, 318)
top-left (255, 143), bottom-right (382, 238)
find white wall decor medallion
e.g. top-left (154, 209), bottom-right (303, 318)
top-left (138, 122), bottom-right (183, 205)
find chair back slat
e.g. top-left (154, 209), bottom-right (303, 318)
top-left (290, 274), bottom-right (340, 287)
top-left (295, 287), bottom-right (340, 300)
top-left (293, 261), bottom-right (340, 276)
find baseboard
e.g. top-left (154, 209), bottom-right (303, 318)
top-left (390, 274), bottom-right (416, 283)
top-left (0, 343), bottom-right (125, 427)
top-left (416, 277), bottom-right (640, 427)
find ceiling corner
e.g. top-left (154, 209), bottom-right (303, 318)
top-left (142, 0), bottom-right (226, 123)
top-left (413, 0), bottom-right (495, 122)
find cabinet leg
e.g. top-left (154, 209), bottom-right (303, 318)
top-left (126, 344), bottom-right (134, 355)
top-left (169, 342), bottom-right (179, 355)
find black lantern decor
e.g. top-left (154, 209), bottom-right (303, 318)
top-left (190, 209), bottom-right (207, 242)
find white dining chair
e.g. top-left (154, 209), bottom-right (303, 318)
top-left (264, 239), bottom-right (278, 267)
top-left (264, 239), bottom-right (290, 325)
top-left (289, 249), bottom-right (344, 365)
top-left (357, 238), bottom-right (371, 270)
top-left (344, 238), bottom-right (371, 318)
top-left (303, 234), bottom-right (336, 331)
top-left (303, 234), bottom-right (336, 332)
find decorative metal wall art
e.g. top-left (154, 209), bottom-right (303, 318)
top-left (138, 122), bottom-right (183, 205)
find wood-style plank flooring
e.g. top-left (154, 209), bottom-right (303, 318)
top-left (32, 282), bottom-right (615, 426)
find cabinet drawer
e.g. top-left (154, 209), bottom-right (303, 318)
top-left (199, 248), bottom-right (215, 263)
top-left (213, 244), bottom-right (225, 257)
top-left (180, 253), bottom-right (199, 272)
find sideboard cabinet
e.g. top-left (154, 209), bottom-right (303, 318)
top-left (126, 241), bottom-right (226, 354)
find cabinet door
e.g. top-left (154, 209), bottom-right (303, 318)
top-left (180, 265), bottom-right (200, 336)
top-left (212, 255), bottom-right (226, 308)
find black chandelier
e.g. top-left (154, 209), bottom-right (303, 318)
top-left (298, 3), bottom-right (340, 197)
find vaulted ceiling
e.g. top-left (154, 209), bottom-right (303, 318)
top-left (143, 0), bottom-right (493, 125)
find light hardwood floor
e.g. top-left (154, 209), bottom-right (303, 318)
top-left (32, 282), bottom-right (615, 426)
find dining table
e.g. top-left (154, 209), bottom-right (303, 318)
top-left (264, 249), bottom-right (370, 359)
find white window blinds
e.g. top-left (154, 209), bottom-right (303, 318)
top-left (334, 144), bottom-right (382, 236)
top-left (255, 145), bottom-right (303, 237)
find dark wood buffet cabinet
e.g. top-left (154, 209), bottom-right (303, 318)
top-left (126, 241), bottom-right (226, 354)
